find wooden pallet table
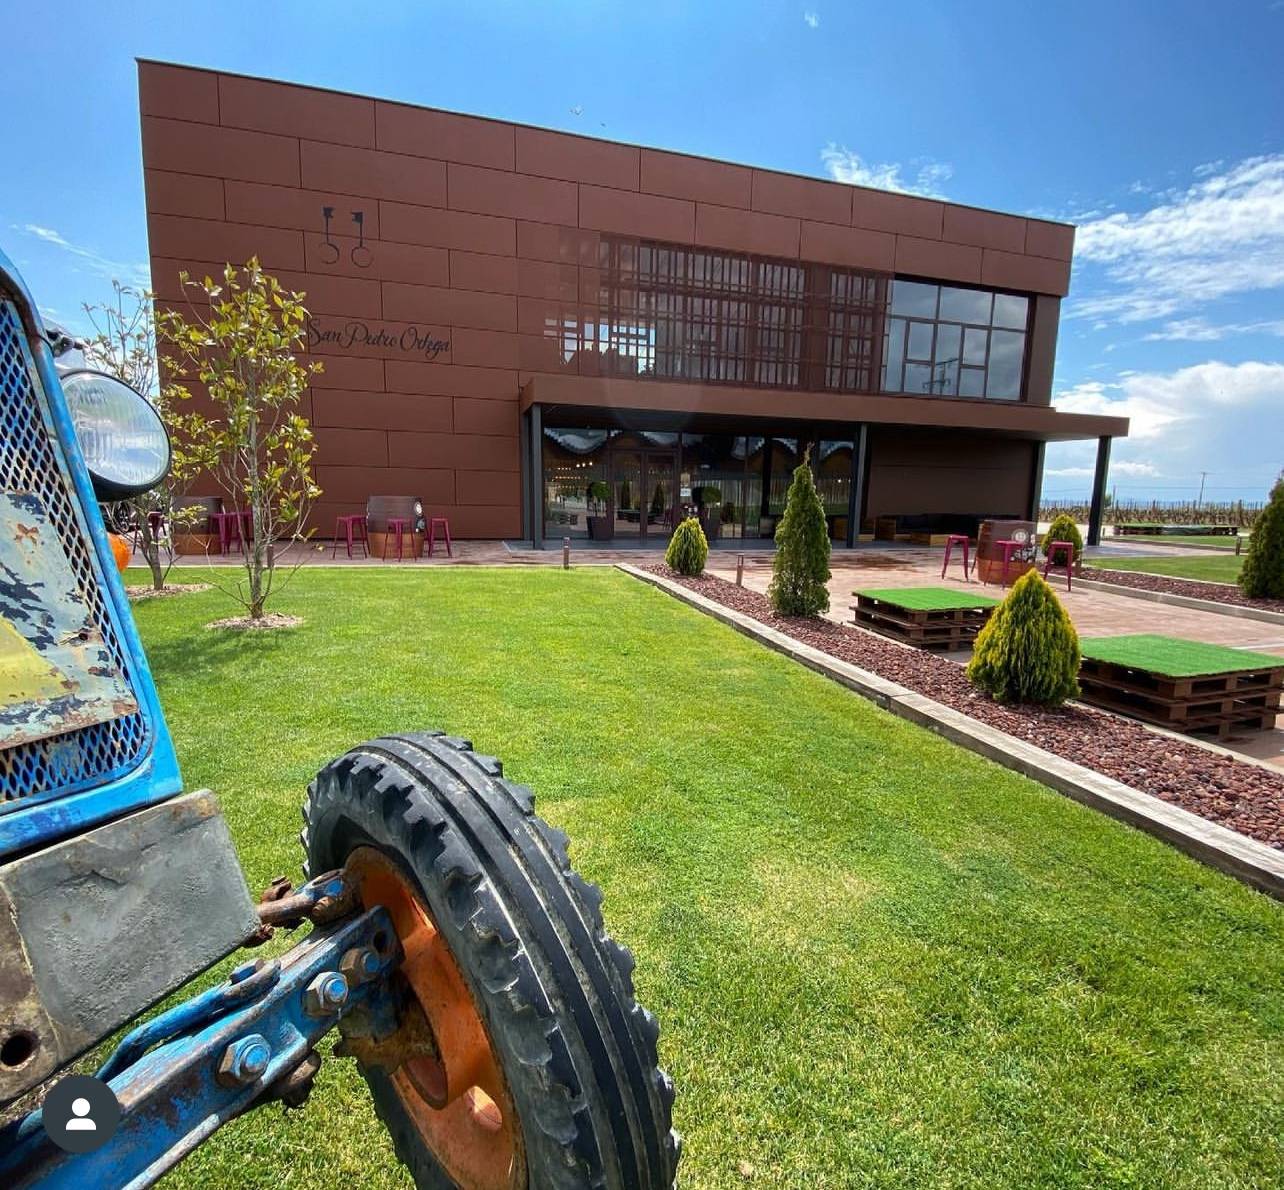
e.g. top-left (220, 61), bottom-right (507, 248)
top-left (1078, 634), bottom-right (1284, 739)
top-left (852, 587), bottom-right (1000, 651)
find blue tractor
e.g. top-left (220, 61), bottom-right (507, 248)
top-left (0, 248), bottom-right (679, 1189)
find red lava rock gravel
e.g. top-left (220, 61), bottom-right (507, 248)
top-left (646, 565), bottom-right (1284, 851)
top-left (1088, 567), bottom-right (1284, 614)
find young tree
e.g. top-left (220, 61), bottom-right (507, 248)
top-left (966, 570), bottom-right (1081, 706)
top-left (768, 448), bottom-right (831, 616)
top-left (665, 516), bottom-right (708, 576)
top-left (1239, 472), bottom-right (1284, 599)
top-left (81, 281), bottom-right (204, 591)
top-left (157, 260), bottom-right (322, 622)
top-left (1041, 512), bottom-right (1084, 563)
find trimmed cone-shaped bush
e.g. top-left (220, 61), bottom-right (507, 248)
top-left (1240, 473), bottom-right (1284, 599)
top-left (666, 515), bottom-right (708, 575)
top-left (1041, 512), bottom-right (1084, 562)
top-left (966, 569), bottom-right (1081, 706)
top-left (769, 454), bottom-right (831, 616)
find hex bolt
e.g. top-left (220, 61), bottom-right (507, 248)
top-left (339, 946), bottom-right (381, 987)
top-left (217, 1033), bottom-right (272, 1087)
top-left (304, 971), bottom-right (350, 1018)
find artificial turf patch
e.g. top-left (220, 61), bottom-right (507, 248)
top-left (1080, 633), bottom-right (1284, 677)
top-left (855, 586), bottom-right (1001, 612)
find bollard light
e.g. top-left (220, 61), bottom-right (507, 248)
top-left (736, 553), bottom-right (744, 586)
top-left (563, 537), bottom-right (571, 569)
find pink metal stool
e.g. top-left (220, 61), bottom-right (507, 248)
top-left (983, 538), bottom-right (1024, 586)
top-left (427, 516), bottom-right (452, 558)
top-left (210, 510), bottom-right (245, 555)
top-left (382, 517), bottom-right (411, 562)
top-left (1043, 540), bottom-right (1074, 591)
top-left (941, 533), bottom-right (971, 581)
top-left (331, 513), bottom-right (368, 559)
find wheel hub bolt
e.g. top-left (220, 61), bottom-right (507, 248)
top-left (217, 1033), bottom-right (272, 1087)
top-left (339, 946), bottom-right (381, 987)
top-left (304, 971), bottom-right (349, 1017)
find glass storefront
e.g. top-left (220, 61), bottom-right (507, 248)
top-left (543, 427), bottom-right (857, 544)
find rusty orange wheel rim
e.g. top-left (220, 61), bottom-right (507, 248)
top-left (347, 846), bottom-right (525, 1190)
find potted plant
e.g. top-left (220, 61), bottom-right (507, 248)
top-left (586, 480), bottom-right (612, 541)
top-left (696, 485), bottom-right (722, 542)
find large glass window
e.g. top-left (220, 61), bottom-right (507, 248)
top-left (542, 428), bottom-right (609, 538)
top-left (881, 280), bottom-right (1029, 400)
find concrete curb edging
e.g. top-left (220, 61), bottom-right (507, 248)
top-left (620, 564), bottom-right (1284, 901)
top-left (1076, 576), bottom-right (1284, 626)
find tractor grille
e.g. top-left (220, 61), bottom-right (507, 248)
top-left (0, 300), bottom-right (149, 804)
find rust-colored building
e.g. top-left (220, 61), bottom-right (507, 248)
top-left (138, 61), bottom-right (1127, 547)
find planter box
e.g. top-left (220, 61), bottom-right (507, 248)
top-left (173, 533), bottom-right (219, 556)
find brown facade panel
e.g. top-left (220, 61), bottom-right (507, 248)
top-left (388, 432), bottom-right (519, 472)
top-left (375, 102), bottom-right (515, 169)
top-left (316, 464), bottom-right (455, 505)
top-left (850, 188), bottom-right (944, 239)
top-left (694, 203), bottom-right (800, 258)
top-left (447, 163), bottom-right (578, 224)
top-left (866, 430), bottom-right (1035, 519)
top-left (981, 249), bottom-right (1072, 298)
top-left (379, 201), bottom-right (516, 256)
top-left (639, 149), bottom-right (752, 208)
top-left (453, 397), bottom-right (518, 437)
top-left (799, 220), bottom-right (894, 272)
top-left (307, 354), bottom-right (385, 391)
top-left (516, 127), bottom-right (640, 190)
top-left (941, 204), bottom-right (1027, 254)
top-left (751, 169), bottom-right (852, 225)
top-left (300, 140), bottom-right (447, 207)
top-left (313, 427), bottom-right (389, 467)
top-left (139, 62), bottom-right (220, 124)
top-left (142, 116), bottom-right (300, 187)
top-left (303, 233), bottom-right (450, 286)
top-left (446, 328), bottom-right (521, 370)
top-left (224, 181), bottom-right (384, 238)
top-left (456, 469), bottom-right (522, 506)
top-left (218, 75), bottom-right (375, 147)
top-left (312, 390), bottom-right (453, 433)
top-left (148, 215), bottom-right (305, 271)
top-left (144, 171), bottom-right (225, 221)
top-left (1024, 219), bottom-right (1076, 262)
top-left (516, 258), bottom-right (580, 302)
top-left (579, 185), bottom-right (696, 243)
top-left (384, 359), bottom-right (518, 401)
top-left (893, 234), bottom-right (982, 285)
top-left (450, 250), bottom-right (520, 295)
top-left (516, 221), bottom-right (600, 266)
top-left (150, 259), bottom-right (382, 319)
top-left (381, 282), bottom-right (517, 333)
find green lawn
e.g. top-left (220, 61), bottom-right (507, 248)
top-left (1110, 534), bottom-right (1245, 550)
top-left (1080, 634), bottom-right (1284, 677)
top-left (856, 586), bottom-right (1001, 611)
top-left (129, 567), bottom-right (1284, 1189)
top-left (1090, 553), bottom-right (1245, 584)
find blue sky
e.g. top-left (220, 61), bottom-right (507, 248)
top-left (2, 0), bottom-right (1282, 504)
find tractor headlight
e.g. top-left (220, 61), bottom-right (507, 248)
top-left (60, 370), bottom-right (171, 498)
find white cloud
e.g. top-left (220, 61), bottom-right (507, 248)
top-left (1069, 154), bottom-right (1284, 324)
top-left (821, 144), bottom-right (952, 198)
top-left (10, 222), bottom-right (148, 287)
top-left (1046, 461), bottom-right (1159, 479)
top-left (1142, 316), bottom-right (1284, 342)
top-left (803, 10), bottom-right (820, 28)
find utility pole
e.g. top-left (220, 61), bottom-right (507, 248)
top-left (1196, 471), bottom-right (1209, 510)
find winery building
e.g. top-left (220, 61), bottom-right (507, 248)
top-left (138, 60), bottom-right (1128, 546)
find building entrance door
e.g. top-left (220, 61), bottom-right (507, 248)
top-left (612, 450), bottom-right (676, 541)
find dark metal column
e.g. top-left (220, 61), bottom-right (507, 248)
top-left (847, 423), bottom-right (868, 549)
top-left (518, 410), bottom-right (531, 542)
top-left (529, 403), bottom-right (544, 549)
top-left (1087, 435), bottom-right (1112, 546)
top-left (1028, 440), bottom-right (1046, 523)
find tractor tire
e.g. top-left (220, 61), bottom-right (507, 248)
top-left (302, 731), bottom-right (679, 1190)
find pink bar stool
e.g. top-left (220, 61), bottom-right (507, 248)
top-left (383, 517), bottom-right (410, 562)
top-left (209, 510), bottom-right (243, 555)
top-left (982, 538), bottom-right (1023, 586)
top-left (427, 516), bottom-right (452, 558)
top-left (1043, 540), bottom-right (1074, 591)
top-left (331, 513), bottom-right (368, 559)
top-left (941, 533), bottom-right (971, 581)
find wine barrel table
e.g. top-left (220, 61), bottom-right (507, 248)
top-left (172, 495), bottom-right (222, 555)
top-left (1078, 634), bottom-right (1284, 739)
top-left (975, 519), bottom-right (1036, 586)
top-left (367, 495), bottom-right (424, 560)
top-left (852, 587), bottom-right (1000, 651)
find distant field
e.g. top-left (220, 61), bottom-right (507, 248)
top-left (1089, 554), bottom-right (1244, 584)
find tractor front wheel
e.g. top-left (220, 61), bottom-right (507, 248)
top-left (302, 732), bottom-right (679, 1189)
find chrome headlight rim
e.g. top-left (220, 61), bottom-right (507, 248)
top-left (59, 368), bottom-right (172, 499)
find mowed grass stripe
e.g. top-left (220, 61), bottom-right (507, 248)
top-left (126, 567), bottom-right (1284, 1189)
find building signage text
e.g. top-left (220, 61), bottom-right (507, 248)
top-left (307, 317), bottom-right (450, 360)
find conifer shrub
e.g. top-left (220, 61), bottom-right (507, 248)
top-left (665, 516), bottom-right (708, 576)
top-left (1240, 473), bottom-right (1284, 599)
top-left (768, 451), bottom-right (831, 616)
top-left (966, 569), bottom-right (1081, 706)
top-left (1041, 512), bottom-right (1084, 562)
